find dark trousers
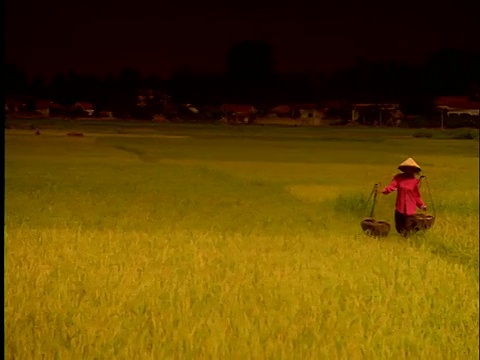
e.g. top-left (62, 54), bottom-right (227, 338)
top-left (394, 211), bottom-right (418, 237)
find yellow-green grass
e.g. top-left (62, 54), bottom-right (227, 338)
top-left (5, 123), bottom-right (479, 359)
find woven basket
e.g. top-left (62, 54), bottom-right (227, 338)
top-left (406, 214), bottom-right (436, 231)
top-left (361, 218), bottom-right (391, 237)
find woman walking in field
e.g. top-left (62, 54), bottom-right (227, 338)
top-left (382, 158), bottom-right (427, 237)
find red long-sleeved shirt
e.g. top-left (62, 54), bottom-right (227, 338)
top-left (382, 173), bottom-right (426, 215)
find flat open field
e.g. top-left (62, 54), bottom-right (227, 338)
top-left (5, 120), bottom-right (479, 359)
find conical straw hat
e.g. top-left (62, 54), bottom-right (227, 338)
top-left (398, 157), bottom-right (421, 172)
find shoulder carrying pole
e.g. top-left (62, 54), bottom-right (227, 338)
top-left (420, 175), bottom-right (436, 216)
top-left (369, 183), bottom-right (379, 218)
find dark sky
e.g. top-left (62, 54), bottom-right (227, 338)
top-left (6, 0), bottom-right (480, 80)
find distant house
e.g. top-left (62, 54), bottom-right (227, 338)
top-left (220, 104), bottom-right (257, 124)
top-left (265, 103), bottom-right (329, 126)
top-left (270, 103), bottom-right (323, 117)
top-left (35, 100), bottom-right (54, 116)
top-left (206, 106), bottom-right (225, 121)
top-left (434, 96), bottom-right (480, 128)
top-left (293, 104), bottom-right (324, 121)
top-left (137, 89), bottom-right (172, 107)
top-left (351, 103), bottom-right (401, 126)
top-left (5, 98), bottom-right (27, 112)
top-left (434, 96), bottom-right (480, 116)
top-left (74, 102), bottom-right (95, 116)
top-left (318, 99), bottom-right (352, 122)
top-left (175, 104), bottom-right (201, 121)
top-left (269, 105), bottom-right (293, 117)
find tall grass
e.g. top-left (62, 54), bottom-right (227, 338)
top-left (5, 123), bottom-right (479, 359)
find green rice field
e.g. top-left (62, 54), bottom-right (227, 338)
top-left (5, 120), bottom-right (479, 359)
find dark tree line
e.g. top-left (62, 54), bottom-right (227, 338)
top-left (5, 42), bottom-right (480, 115)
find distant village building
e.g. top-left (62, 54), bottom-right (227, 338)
top-left (351, 103), bottom-right (401, 126)
top-left (434, 96), bottom-right (480, 128)
top-left (265, 103), bottom-right (331, 126)
top-left (269, 105), bottom-right (293, 117)
top-left (34, 100), bottom-right (54, 116)
top-left (5, 98), bottom-right (27, 112)
top-left (220, 104), bottom-right (257, 124)
top-left (74, 102), bottom-right (95, 116)
top-left (137, 89), bottom-right (172, 107)
top-left (294, 103), bottom-right (326, 125)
